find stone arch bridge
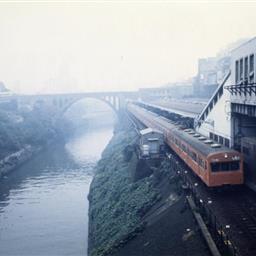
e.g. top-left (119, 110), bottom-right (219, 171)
top-left (10, 91), bottom-right (138, 117)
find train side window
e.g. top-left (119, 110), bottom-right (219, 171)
top-left (181, 144), bottom-right (187, 152)
top-left (198, 157), bottom-right (205, 170)
top-left (191, 151), bottom-right (197, 162)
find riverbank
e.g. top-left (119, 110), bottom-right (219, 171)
top-left (0, 136), bottom-right (62, 179)
top-left (88, 120), bottom-right (211, 256)
top-left (0, 105), bottom-right (68, 178)
top-left (0, 145), bottom-right (41, 178)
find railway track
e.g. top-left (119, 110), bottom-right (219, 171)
top-left (167, 150), bottom-right (256, 256)
top-left (126, 109), bottom-right (256, 256)
top-left (126, 111), bottom-right (146, 131)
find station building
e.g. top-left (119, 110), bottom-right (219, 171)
top-left (195, 37), bottom-right (256, 186)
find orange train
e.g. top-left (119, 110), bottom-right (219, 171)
top-left (128, 103), bottom-right (243, 187)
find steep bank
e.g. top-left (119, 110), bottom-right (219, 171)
top-left (0, 145), bottom-right (40, 178)
top-left (88, 128), bottom-right (160, 256)
top-left (88, 120), bottom-right (211, 256)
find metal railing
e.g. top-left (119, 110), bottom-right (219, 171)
top-left (225, 83), bottom-right (256, 96)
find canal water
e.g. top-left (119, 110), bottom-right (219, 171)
top-left (0, 127), bottom-right (113, 256)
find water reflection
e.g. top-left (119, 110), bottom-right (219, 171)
top-left (0, 127), bottom-right (113, 256)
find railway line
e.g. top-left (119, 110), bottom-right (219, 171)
top-left (172, 151), bottom-right (256, 256)
top-left (126, 103), bottom-right (256, 256)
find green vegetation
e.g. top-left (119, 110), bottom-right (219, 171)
top-left (88, 129), bottom-right (161, 256)
top-left (0, 107), bottom-right (69, 159)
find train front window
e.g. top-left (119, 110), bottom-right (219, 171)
top-left (211, 163), bottom-right (220, 172)
top-left (211, 161), bottom-right (240, 172)
top-left (221, 162), bottom-right (229, 171)
top-left (230, 161), bottom-right (240, 170)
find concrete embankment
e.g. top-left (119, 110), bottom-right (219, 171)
top-left (0, 145), bottom-right (40, 178)
top-left (88, 121), bottom-right (211, 256)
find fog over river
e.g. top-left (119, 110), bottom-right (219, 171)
top-left (0, 126), bottom-right (113, 256)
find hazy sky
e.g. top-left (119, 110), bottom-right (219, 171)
top-left (0, 1), bottom-right (256, 94)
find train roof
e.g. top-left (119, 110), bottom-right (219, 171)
top-left (140, 127), bottom-right (163, 135)
top-left (171, 125), bottom-right (235, 156)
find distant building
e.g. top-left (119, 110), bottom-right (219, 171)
top-left (195, 37), bottom-right (256, 188)
top-left (139, 79), bottom-right (193, 100)
top-left (226, 37), bottom-right (256, 148)
top-left (193, 56), bottom-right (231, 98)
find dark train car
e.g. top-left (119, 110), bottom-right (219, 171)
top-left (128, 103), bottom-right (243, 187)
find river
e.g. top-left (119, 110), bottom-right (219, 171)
top-left (0, 127), bottom-right (113, 256)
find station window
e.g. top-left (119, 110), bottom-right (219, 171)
top-left (240, 58), bottom-right (244, 82)
top-left (209, 132), bottom-right (214, 139)
top-left (211, 161), bottom-right (240, 172)
top-left (214, 134), bottom-right (218, 142)
top-left (235, 60), bottom-right (239, 84)
top-left (219, 136), bottom-right (224, 145)
top-left (249, 54), bottom-right (254, 83)
top-left (245, 56), bottom-right (249, 84)
top-left (224, 138), bottom-right (230, 148)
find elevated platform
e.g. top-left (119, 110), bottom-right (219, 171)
top-left (142, 99), bottom-right (205, 118)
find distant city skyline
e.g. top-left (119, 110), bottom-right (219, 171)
top-left (0, 2), bottom-right (256, 94)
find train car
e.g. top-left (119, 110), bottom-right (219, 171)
top-left (127, 103), bottom-right (243, 187)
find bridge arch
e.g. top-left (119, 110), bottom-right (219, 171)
top-left (60, 96), bottom-right (119, 117)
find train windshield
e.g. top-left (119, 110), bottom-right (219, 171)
top-left (211, 161), bottom-right (240, 172)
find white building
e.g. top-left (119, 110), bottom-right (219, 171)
top-left (195, 37), bottom-right (256, 187)
top-left (196, 38), bottom-right (256, 147)
top-left (195, 71), bottom-right (232, 147)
